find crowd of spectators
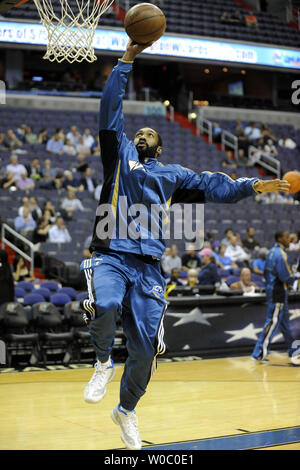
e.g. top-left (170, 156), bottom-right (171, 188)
top-left (220, 9), bottom-right (258, 29)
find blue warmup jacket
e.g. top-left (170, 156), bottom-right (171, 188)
top-left (89, 60), bottom-right (259, 259)
top-left (264, 243), bottom-right (295, 303)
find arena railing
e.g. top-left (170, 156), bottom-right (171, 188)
top-left (196, 115), bottom-right (213, 143)
top-left (221, 130), bottom-right (238, 160)
top-left (1, 223), bottom-right (35, 272)
top-left (248, 145), bottom-right (281, 179)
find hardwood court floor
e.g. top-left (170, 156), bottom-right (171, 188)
top-left (0, 353), bottom-right (299, 450)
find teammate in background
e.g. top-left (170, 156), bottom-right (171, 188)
top-left (252, 231), bottom-right (297, 363)
top-left (80, 40), bottom-right (291, 450)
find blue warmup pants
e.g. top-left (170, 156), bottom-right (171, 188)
top-left (82, 250), bottom-right (167, 411)
top-left (252, 289), bottom-right (294, 360)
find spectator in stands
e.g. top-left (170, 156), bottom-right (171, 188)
top-left (83, 235), bottom-right (92, 258)
top-left (0, 133), bottom-right (9, 151)
top-left (82, 128), bottom-right (95, 151)
top-left (187, 269), bottom-right (199, 287)
top-left (236, 148), bottom-right (253, 167)
top-left (278, 135), bottom-right (297, 150)
top-left (6, 129), bottom-right (23, 149)
top-left (15, 125), bottom-right (26, 144)
top-left (0, 249), bottom-right (14, 305)
top-left (264, 139), bottom-right (278, 157)
top-left (13, 255), bottom-right (35, 282)
top-left (17, 171), bottom-right (35, 192)
top-left (261, 124), bottom-right (277, 144)
top-left (221, 228), bottom-right (234, 247)
top-left (14, 206), bottom-right (36, 236)
top-left (56, 127), bottom-right (65, 141)
top-left (242, 227), bottom-right (260, 253)
top-left (62, 170), bottom-right (84, 192)
top-left (167, 268), bottom-right (184, 287)
top-left (252, 248), bottom-right (268, 275)
top-left (48, 216), bottom-right (72, 243)
top-left (46, 132), bottom-right (64, 154)
top-left (212, 122), bottom-right (222, 144)
top-left (181, 244), bottom-right (202, 271)
top-left (40, 159), bottom-right (57, 189)
top-left (37, 128), bottom-right (48, 145)
top-left (32, 216), bottom-right (52, 244)
top-left (6, 154), bottom-right (27, 181)
top-left (289, 233), bottom-right (300, 251)
top-left (245, 11), bottom-right (258, 28)
top-left (63, 138), bottom-right (77, 156)
top-left (27, 157), bottom-right (42, 181)
top-left (28, 197), bottom-right (42, 221)
top-left (94, 181), bottom-right (103, 201)
top-left (91, 134), bottom-right (101, 156)
top-left (25, 126), bottom-right (38, 145)
top-left (76, 136), bottom-right (92, 155)
top-left (70, 153), bottom-right (88, 173)
top-left (66, 125), bottom-right (81, 146)
top-left (0, 171), bottom-right (18, 190)
top-left (255, 191), bottom-right (295, 205)
top-left (81, 167), bottom-right (97, 194)
top-left (161, 244), bottom-right (182, 274)
top-left (225, 235), bottom-right (250, 264)
top-left (244, 122), bottom-right (261, 141)
top-left (198, 248), bottom-right (220, 286)
top-left (42, 201), bottom-right (57, 224)
top-left (61, 191), bottom-right (84, 218)
top-left (215, 244), bottom-right (238, 270)
top-left (231, 9), bottom-right (244, 24)
top-left (221, 151), bottom-right (237, 170)
top-left (229, 267), bottom-right (259, 292)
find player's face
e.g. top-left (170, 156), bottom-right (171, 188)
top-left (279, 231), bottom-right (290, 248)
top-left (134, 128), bottom-right (162, 160)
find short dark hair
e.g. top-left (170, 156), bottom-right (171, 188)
top-left (156, 132), bottom-right (163, 147)
top-left (275, 230), bottom-right (285, 242)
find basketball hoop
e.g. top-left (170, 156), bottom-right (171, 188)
top-left (33, 0), bottom-right (114, 63)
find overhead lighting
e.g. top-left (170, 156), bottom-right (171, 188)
top-left (188, 112), bottom-right (197, 119)
top-left (222, 67), bottom-right (228, 72)
top-left (241, 70), bottom-right (246, 74)
top-left (204, 68), bottom-right (210, 74)
top-left (163, 100), bottom-right (170, 106)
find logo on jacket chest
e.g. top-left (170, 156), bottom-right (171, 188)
top-left (128, 160), bottom-right (146, 172)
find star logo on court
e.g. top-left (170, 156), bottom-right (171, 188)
top-left (225, 323), bottom-right (262, 343)
top-left (166, 307), bottom-right (223, 327)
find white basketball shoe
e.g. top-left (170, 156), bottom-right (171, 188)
top-left (84, 358), bottom-right (115, 403)
top-left (111, 404), bottom-right (142, 450)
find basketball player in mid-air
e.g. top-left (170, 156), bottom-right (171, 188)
top-left (80, 40), bottom-right (290, 450)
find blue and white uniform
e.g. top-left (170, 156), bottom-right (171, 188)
top-left (81, 59), bottom-right (259, 411)
top-left (252, 243), bottom-right (295, 360)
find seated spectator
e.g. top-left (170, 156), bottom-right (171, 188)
top-left (225, 235), bottom-right (250, 263)
top-left (94, 182), bottom-right (103, 201)
top-left (0, 171), bottom-right (18, 190)
top-left (62, 170), bottom-right (84, 192)
top-left (66, 125), bottom-right (81, 146)
top-left (0, 133), bottom-right (9, 150)
top-left (220, 11), bottom-right (230, 23)
top-left (252, 248), bottom-right (268, 275)
top-left (63, 138), bottom-right (77, 156)
top-left (229, 267), bottom-right (259, 292)
top-left (161, 244), bottom-right (182, 274)
top-left (278, 135), bottom-right (297, 150)
top-left (264, 139), bottom-right (278, 157)
top-left (244, 122), bottom-right (261, 141)
top-left (255, 191), bottom-right (294, 205)
top-left (43, 201), bottom-right (57, 223)
top-left (236, 148), bottom-right (253, 167)
top-left (6, 154), bottom-right (27, 181)
top-left (82, 128), bottom-right (95, 151)
top-left (198, 248), bottom-right (220, 285)
top-left (187, 268), bottom-right (199, 287)
top-left (261, 124), bottom-right (277, 144)
top-left (221, 228), bottom-right (234, 247)
top-left (181, 244), bottom-right (201, 271)
top-left (91, 134), bottom-right (101, 156)
top-left (60, 191), bottom-right (84, 218)
top-left (32, 217), bottom-right (52, 244)
top-left (76, 136), bottom-right (92, 155)
top-left (13, 255), bottom-right (35, 282)
top-left (231, 9), bottom-right (244, 23)
top-left (289, 233), bottom-right (300, 251)
top-left (27, 157), bottom-right (42, 181)
top-left (215, 244), bottom-right (237, 270)
top-left (242, 227), bottom-right (260, 252)
top-left (245, 10), bottom-right (258, 28)
top-left (25, 126), bottom-right (38, 144)
top-left (167, 268), bottom-right (184, 286)
top-left (81, 167), bottom-right (97, 194)
top-left (48, 216), bottom-right (72, 243)
top-left (212, 122), bottom-right (222, 143)
top-left (15, 125), bottom-right (27, 143)
top-left (221, 151), bottom-right (237, 170)
top-left (55, 127), bottom-right (65, 141)
top-left (37, 128), bottom-right (48, 145)
top-left (46, 132), bottom-right (64, 154)
top-left (6, 129), bottom-right (23, 149)
top-left (17, 171), bottom-right (35, 191)
top-left (70, 153), bottom-right (88, 173)
top-left (40, 159), bottom-right (57, 189)
top-left (14, 206), bottom-right (36, 236)
top-left (28, 196), bottom-right (42, 221)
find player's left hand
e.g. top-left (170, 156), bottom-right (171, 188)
top-left (254, 179), bottom-right (290, 193)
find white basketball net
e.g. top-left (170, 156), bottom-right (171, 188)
top-left (33, 0), bottom-right (114, 63)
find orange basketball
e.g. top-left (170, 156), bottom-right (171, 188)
top-left (124, 3), bottom-right (166, 45)
top-left (283, 171), bottom-right (300, 194)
